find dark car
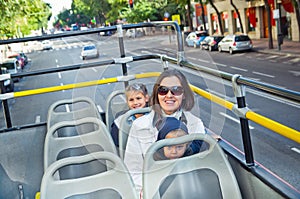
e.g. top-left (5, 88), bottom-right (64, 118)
top-left (200, 36), bottom-right (224, 51)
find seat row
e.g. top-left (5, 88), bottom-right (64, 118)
top-left (39, 96), bottom-right (139, 199)
top-left (39, 96), bottom-right (242, 199)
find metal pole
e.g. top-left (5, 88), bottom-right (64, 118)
top-left (116, 25), bottom-right (128, 87)
top-left (232, 75), bottom-right (254, 166)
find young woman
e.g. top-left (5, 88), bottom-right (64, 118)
top-left (124, 69), bottom-right (206, 193)
top-left (110, 83), bottom-right (149, 147)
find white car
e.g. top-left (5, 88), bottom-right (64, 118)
top-left (41, 40), bottom-right (53, 50)
top-left (81, 44), bottom-right (99, 60)
top-left (218, 34), bottom-right (253, 54)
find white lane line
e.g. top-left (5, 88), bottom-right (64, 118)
top-left (266, 55), bottom-right (278, 59)
top-left (35, 115), bottom-right (41, 123)
top-left (65, 104), bottom-right (70, 112)
top-left (214, 63), bottom-right (227, 67)
top-left (55, 59), bottom-right (58, 63)
top-left (92, 68), bottom-right (98, 73)
top-left (252, 71), bottom-right (275, 78)
top-left (219, 112), bottom-right (254, 129)
top-left (291, 147), bottom-right (300, 154)
top-left (60, 83), bottom-right (65, 92)
top-left (230, 66), bottom-right (248, 72)
top-left (58, 72), bottom-right (62, 79)
top-left (197, 58), bottom-right (210, 63)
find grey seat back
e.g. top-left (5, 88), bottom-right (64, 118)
top-left (44, 117), bottom-right (117, 173)
top-left (47, 97), bottom-right (100, 130)
top-left (105, 90), bottom-right (128, 131)
top-left (40, 151), bottom-right (139, 199)
top-left (143, 133), bottom-right (242, 199)
top-left (119, 107), bottom-right (151, 159)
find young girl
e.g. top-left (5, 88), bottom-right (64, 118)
top-left (110, 83), bottom-right (149, 147)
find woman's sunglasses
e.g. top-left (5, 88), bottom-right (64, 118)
top-left (157, 86), bottom-right (184, 96)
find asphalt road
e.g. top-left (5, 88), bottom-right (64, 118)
top-left (1, 33), bottom-right (299, 190)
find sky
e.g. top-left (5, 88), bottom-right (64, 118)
top-left (43, 0), bottom-right (72, 28)
top-left (43, 0), bottom-right (72, 16)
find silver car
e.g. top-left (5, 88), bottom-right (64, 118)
top-left (218, 34), bottom-right (253, 54)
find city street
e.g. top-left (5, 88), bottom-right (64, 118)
top-left (1, 33), bottom-right (299, 190)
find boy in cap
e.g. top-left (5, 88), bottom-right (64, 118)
top-left (155, 117), bottom-right (193, 160)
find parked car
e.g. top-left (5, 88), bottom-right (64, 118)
top-left (0, 67), bottom-right (14, 92)
top-left (200, 35), bottom-right (224, 51)
top-left (81, 44), bottom-right (99, 60)
top-left (0, 58), bottom-right (21, 82)
top-left (7, 53), bottom-right (25, 69)
top-left (41, 40), bottom-right (53, 50)
top-left (185, 31), bottom-right (209, 47)
top-left (218, 34), bottom-right (253, 54)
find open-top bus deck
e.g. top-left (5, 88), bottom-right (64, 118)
top-left (0, 22), bottom-right (299, 199)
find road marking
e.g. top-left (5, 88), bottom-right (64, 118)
top-left (288, 70), bottom-right (300, 77)
top-left (55, 59), bottom-right (58, 63)
top-left (60, 83), bottom-right (65, 92)
top-left (252, 71), bottom-right (275, 78)
top-left (92, 68), bottom-right (98, 72)
top-left (266, 55), bottom-right (278, 59)
top-left (35, 115), bottom-right (41, 123)
top-left (214, 63), bottom-right (227, 67)
top-left (291, 147), bottom-right (300, 154)
top-left (230, 66), bottom-right (248, 72)
top-left (65, 104), bottom-right (70, 112)
top-left (289, 57), bottom-right (300, 63)
top-left (219, 112), bottom-right (254, 129)
top-left (197, 58), bottom-right (210, 63)
top-left (58, 72), bottom-right (61, 79)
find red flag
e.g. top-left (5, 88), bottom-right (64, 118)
top-left (247, 8), bottom-right (256, 28)
top-left (281, 0), bottom-right (294, 13)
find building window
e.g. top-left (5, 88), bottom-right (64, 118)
top-left (233, 11), bottom-right (242, 33)
top-left (222, 12), bottom-right (229, 33)
top-left (246, 8), bottom-right (256, 31)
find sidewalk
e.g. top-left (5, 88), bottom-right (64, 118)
top-left (252, 38), bottom-right (300, 57)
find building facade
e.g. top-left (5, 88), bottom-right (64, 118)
top-left (198, 0), bottom-right (299, 41)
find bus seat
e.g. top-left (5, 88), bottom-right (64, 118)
top-left (119, 107), bottom-right (151, 160)
top-left (105, 90), bottom-right (128, 132)
top-left (143, 133), bottom-right (242, 199)
top-left (40, 151), bottom-right (139, 199)
top-left (44, 117), bottom-right (117, 178)
top-left (47, 97), bottom-right (101, 130)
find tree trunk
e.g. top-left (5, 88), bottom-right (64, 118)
top-left (263, 0), bottom-right (274, 49)
top-left (295, 0), bottom-right (300, 41)
top-left (208, 0), bottom-right (224, 35)
top-left (230, 0), bottom-right (244, 33)
top-left (199, 0), bottom-right (207, 31)
top-left (187, 0), bottom-right (194, 31)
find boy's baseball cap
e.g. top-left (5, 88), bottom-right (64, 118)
top-left (156, 117), bottom-right (188, 141)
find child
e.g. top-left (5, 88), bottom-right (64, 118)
top-left (110, 83), bottom-right (149, 147)
top-left (154, 117), bottom-right (193, 160)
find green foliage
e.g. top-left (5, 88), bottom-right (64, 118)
top-left (0, 0), bottom-right (51, 39)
